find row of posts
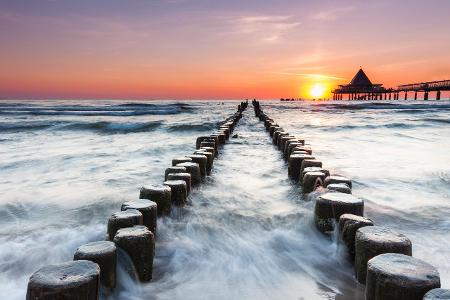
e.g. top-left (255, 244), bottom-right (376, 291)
top-left (25, 101), bottom-right (249, 299)
top-left (251, 99), bottom-right (447, 300)
top-left (333, 90), bottom-right (443, 100)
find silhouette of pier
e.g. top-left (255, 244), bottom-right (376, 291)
top-left (397, 79), bottom-right (450, 100)
top-left (332, 69), bottom-right (450, 100)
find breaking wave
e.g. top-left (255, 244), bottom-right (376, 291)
top-left (0, 120), bottom-right (163, 134)
top-left (0, 102), bottom-right (194, 117)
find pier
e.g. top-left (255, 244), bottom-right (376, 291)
top-left (397, 79), bottom-right (450, 100)
top-left (332, 69), bottom-right (450, 100)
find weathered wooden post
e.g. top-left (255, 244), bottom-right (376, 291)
top-left (355, 226), bottom-right (412, 284)
top-left (107, 210), bottom-right (143, 241)
top-left (176, 162), bottom-right (201, 185)
top-left (315, 192), bottom-right (364, 233)
top-left (338, 214), bottom-right (373, 259)
top-left (113, 226), bottom-right (155, 282)
top-left (167, 173), bottom-right (191, 194)
top-left (26, 261), bottom-right (100, 300)
top-left (366, 253), bottom-right (440, 300)
top-left (74, 241), bottom-right (117, 289)
top-left (164, 166), bottom-right (187, 180)
top-left (164, 180), bottom-right (188, 205)
top-left (121, 199), bottom-right (158, 235)
top-left (139, 185), bottom-right (172, 216)
top-left (172, 156), bottom-right (192, 166)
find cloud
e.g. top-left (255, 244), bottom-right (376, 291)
top-left (311, 6), bottom-right (355, 21)
top-left (228, 15), bottom-right (301, 43)
top-left (276, 72), bottom-right (344, 81)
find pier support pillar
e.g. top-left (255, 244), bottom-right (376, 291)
top-left (404, 92), bottom-right (408, 100)
top-left (389, 93), bottom-right (392, 100)
top-left (424, 91), bottom-right (429, 100)
top-left (415, 91), bottom-right (418, 100)
top-left (437, 90), bottom-right (441, 100)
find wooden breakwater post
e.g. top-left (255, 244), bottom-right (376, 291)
top-left (107, 209), bottom-right (143, 241)
top-left (164, 179), bottom-right (188, 205)
top-left (74, 241), bottom-right (117, 289)
top-left (315, 192), bottom-right (364, 233)
top-left (338, 214), bottom-right (373, 259)
top-left (139, 185), bottom-right (172, 216)
top-left (355, 226), bottom-right (412, 284)
top-left (26, 260), bottom-right (100, 300)
top-left (366, 254), bottom-right (440, 300)
top-left (166, 173), bottom-right (192, 194)
top-left (121, 199), bottom-right (158, 237)
top-left (251, 100), bottom-right (444, 298)
top-left (113, 225), bottom-right (155, 282)
top-left (175, 162), bottom-right (201, 185)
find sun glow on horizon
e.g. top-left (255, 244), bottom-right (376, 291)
top-left (309, 83), bottom-right (326, 99)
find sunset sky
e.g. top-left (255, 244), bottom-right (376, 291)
top-left (1, 0), bottom-right (450, 99)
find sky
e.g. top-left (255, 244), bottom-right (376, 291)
top-left (1, 0), bottom-right (450, 100)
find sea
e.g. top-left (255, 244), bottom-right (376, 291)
top-left (0, 100), bottom-right (449, 299)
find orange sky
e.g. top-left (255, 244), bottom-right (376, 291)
top-left (1, 0), bottom-right (450, 99)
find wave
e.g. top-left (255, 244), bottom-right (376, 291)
top-left (0, 102), bottom-right (194, 117)
top-left (422, 118), bottom-right (450, 124)
top-left (65, 121), bottom-right (162, 133)
top-left (0, 122), bottom-right (53, 131)
top-left (315, 102), bottom-right (450, 111)
top-left (300, 122), bottom-right (418, 131)
top-left (166, 122), bottom-right (218, 132)
top-left (0, 120), bottom-right (162, 134)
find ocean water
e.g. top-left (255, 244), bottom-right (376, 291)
top-left (0, 100), bottom-right (449, 299)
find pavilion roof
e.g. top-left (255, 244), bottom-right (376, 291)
top-left (332, 68), bottom-right (388, 93)
top-left (350, 68), bottom-right (373, 86)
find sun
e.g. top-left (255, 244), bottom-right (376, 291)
top-left (310, 83), bottom-right (326, 98)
